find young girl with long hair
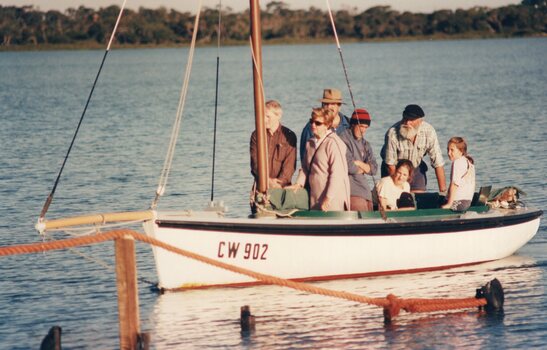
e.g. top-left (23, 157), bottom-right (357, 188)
top-left (442, 137), bottom-right (476, 211)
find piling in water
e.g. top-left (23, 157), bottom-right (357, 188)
top-left (40, 326), bottom-right (61, 350)
top-left (240, 305), bottom-right (256, 332)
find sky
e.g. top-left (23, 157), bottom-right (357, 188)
top-left (2, 0), bottom-right (522, 13)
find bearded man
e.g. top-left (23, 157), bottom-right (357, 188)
top-left (380, 104), bottom-right (446, 193)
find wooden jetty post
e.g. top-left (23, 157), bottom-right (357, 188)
top-left (115, 235), bottom-right (141, 349)
top-left (40, 326), bottom-right (61, 350)
top-left (240, 305), bottom-right (256, 332)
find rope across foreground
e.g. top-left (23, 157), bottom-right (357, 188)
top-left (0, 229), bottom-right (487, 319)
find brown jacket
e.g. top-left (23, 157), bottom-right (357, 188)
top-left (250, 125), bottom-right (297, 186)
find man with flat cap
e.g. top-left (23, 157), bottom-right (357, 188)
top-left (380, 104), bottom-right (446, 193)
top-left (299, 88), bottom-right (350, 161)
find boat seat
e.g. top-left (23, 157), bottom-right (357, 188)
top-left (471, 186), bottom-right (492, 206)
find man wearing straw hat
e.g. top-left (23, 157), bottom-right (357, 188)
top-left (299, 88), bottom-right (350, 161)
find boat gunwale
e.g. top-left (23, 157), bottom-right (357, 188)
top-left (155, 207), bottom-right (543, 236)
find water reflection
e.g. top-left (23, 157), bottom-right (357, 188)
top-left (145, 254), bottom-right (540, 348)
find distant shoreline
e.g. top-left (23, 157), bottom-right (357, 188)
top-left (2, 33), bottom-right (545, 52)
top-left (2, 3), bottom-right (545, 51)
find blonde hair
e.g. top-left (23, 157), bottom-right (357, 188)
top-left (265, 100), bottom-right (282, 118)
top-left (311, 107), bottom-right (335, 128)
top-left (448, 136), bottom-right (474, 164)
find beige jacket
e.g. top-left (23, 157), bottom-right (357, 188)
top-left (297, 131), bottom-right (350, 211)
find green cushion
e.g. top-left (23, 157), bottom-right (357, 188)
top-left (268, 188), bottom-right (309, 210)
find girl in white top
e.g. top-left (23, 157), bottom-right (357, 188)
top-left (376, 159), bottom-right (413, 211)
top-left (442, 137), bottom-right (476, 211)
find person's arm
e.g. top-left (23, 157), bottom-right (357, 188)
top-left (364, 141), bottom-right (378, 176)
top-left (378, 196), bottom-right (389, 211)
top-left (353, 160), bottom-right (370, 174)
top-left (249, 132), bottom-right (258, 181)
top-left (343, 136), bottom-right (360, 175)
top-left (427, 126), bottom-right (446, 192)
top-left (387, 164), bottom-right (396, 176)
top-left (277, 130), bottom-right (297, 186)
top-left (435, 166), bottom-right (447, 193)
top-left (324, 139), bottom-right (347, 206)
top-left (383, 128), bottom-right (398, 175)
top-left (299, 122), bottom-right (312, 163)
top-left (442, 182), bottom-right (457, 208)
top-left (320, 197), bottom-right (330, 211)
top-left (286, 168), bottom-right (306, 191)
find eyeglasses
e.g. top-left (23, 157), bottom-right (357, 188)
top-left (310, 119), bottom-right (325, 127)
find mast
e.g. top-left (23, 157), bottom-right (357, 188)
top-left (250, 0), bottom-right (268, 194)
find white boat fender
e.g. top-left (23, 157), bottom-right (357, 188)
top-left (35, 221), bottom-right (46, 235)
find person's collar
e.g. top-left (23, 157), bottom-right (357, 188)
top-left (267, 123), bottom-right (281, 135)
top-left (332, 114), bottom-right (341, 128)
top-left (315, 129), bottom-right (333, 142)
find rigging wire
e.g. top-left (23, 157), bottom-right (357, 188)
top-left (325, 0), bottom-right (357, 113)
top-left (151, 0), bottom-right (203, 209)
top-left (43, 231), bottom-right (157, 287)
top-left (38, 0), bottom-right (128, 223)
top-left (210, 0), bottom-right (222, 202)
top-left (325, 0), bottom-right (386, 220)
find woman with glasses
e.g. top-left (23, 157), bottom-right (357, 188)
top-left (288, 107), bottom-right (350, 211)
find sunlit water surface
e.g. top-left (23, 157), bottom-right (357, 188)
top-left (0, 38), bottom-right (545, 348)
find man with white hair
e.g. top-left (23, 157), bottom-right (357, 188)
top-left (380, 104), bottom-right (446, 193)
top-left (250, 99), bottom-right (297, 189)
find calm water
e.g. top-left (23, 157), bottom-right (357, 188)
top-left (0, 38), bottom-right (546, 348)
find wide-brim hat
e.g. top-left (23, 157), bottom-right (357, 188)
top-left (319, 88), bottom-right (344, 104)
top-left (350, 108), bottom-right (371, 125)
top-left (402, 104), bottom-right (425, 120)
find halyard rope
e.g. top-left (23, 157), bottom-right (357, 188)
top-left (326, 0), bottom-right (356, 112)
top-left (325, 0), bottom-right (385, 220)
top-left (38, 0), bottom-right (128, 222)
top-left (42, 230), bottom-right (157, 287)
top-left (151, 0), bottom-right (203, 210)
top-left (210, 0), bottom-right (222, 203)
top-left (0, 229), bottom-right (487, 319)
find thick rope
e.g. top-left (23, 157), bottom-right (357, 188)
top-left (151, 0), bottom-right (203, 209)
top-left (0, 229), bottom-right (487, 319)
top-left (38, 0), bottom-right (128, 222)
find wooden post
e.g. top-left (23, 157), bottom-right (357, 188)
top-left (115, 235), bottom-right (140, 349)
top-left (240, 305), bottom-right (256, 332)
top-left (250, 0), bottom-right (268, 195)
top-left (40, 326), bottom-right (61, 350)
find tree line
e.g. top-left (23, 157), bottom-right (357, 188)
top-left (1, 0), bottom-right (545, 48)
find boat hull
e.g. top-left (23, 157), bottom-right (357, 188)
top-left (143, 208), bottom-right (541, 290)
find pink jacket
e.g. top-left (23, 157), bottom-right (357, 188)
top-left (297, 131), bottom-right (350, 210)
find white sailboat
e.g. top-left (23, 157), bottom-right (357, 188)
top-left (37, 0), bottom-right (542, 291)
